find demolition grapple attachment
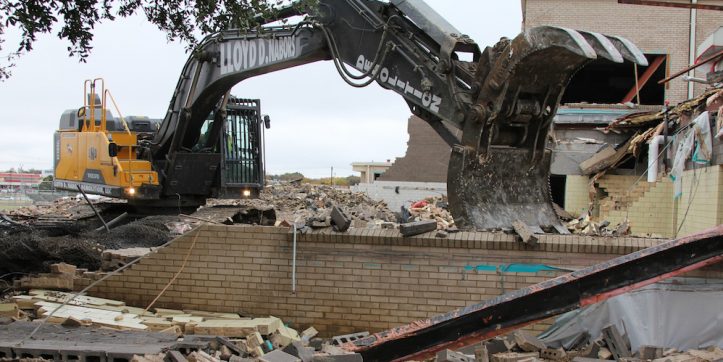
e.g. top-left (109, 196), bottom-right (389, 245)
top-left (448, 26), bottom-right (649, 231)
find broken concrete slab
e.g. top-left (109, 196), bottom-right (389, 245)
top-left (513, 331), bottom-right (546, 352)
top-left (260, 349), bottom-right (301, 362)
top-left (283, 341), bottom-right (315, 362)
top-left (437, 348), bottom-right (474, 362)
top-left (512, 221), bottom-right (538, 245)
top-left (541, 348), bottom-right (566, 361)
top-left (601, 325), bottom-right (631, 360)
top-left (194, 317), bottom-right (281, 337)
top-left (330, 207), bottom-right (351, 232)
top-left (332, 332), bottom-right (369, 346)
top-left (491, 352), bottom-right (540, 362)
top-left (49, 263), bottom-right (77, 275)
top-left (399, 220), bottom-right (437, 237)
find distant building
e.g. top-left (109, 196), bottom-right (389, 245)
top-left (352, 117), bottom-right (450, 211)
top-left (0, 172), bottom-right (43, 190)
top-left (351, 162), bottom-right (393, 184)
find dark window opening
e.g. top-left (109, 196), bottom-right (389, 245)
top-left (374, 172), bottom-right (383, 180)
top-left (562, 54), bottom-right (667, 105)
top-left (617, 155), bottom-right (637, 170)
top-left (550, 174), bottom-right (567, 209)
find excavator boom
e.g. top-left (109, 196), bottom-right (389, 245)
top-left (145, 0), bottom-right (648, 229)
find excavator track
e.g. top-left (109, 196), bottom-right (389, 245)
top-left (448, 26), bottom-right (649, 231)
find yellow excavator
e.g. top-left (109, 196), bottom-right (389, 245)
top-left (54, 0), bottom-right (648, 229)
top-left (53, 79), bottom-right (266, 212)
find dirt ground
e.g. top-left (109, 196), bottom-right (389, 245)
top-left (0, 216), bottom-right (178, 276)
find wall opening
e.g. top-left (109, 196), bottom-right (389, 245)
top-left (562, 54), bottom-right (667, 105)
top-left (550, 174), bottom-right (567, 208)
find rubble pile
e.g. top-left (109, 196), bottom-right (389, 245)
top-left (566, 214), bottom-right (631, 237)
top-left (209, 183), bottom-right (399, 227)
top-left (405, 197), bottom-right (456, 231)
top-left (430, 329), bottom-right (723, 362)
top-left (4, 196), bottom-right (124, 224)
top-left (0, 287), bottom-right (366, 362)
top-left (1, 284), bottom-right (721, 362)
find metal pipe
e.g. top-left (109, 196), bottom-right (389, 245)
top-left (688, 0), bottom-right (697, 99)
top-left (648, 135), bottom-right (665, 183)
top-left (76, 185), bottom-right (109, 232)
top-left (292, 221), bottom-right (298, 294)
top-left (94, 212), bottom-right (129, 232)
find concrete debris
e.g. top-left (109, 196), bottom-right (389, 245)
top-left (101, 248), bottom-right (154, 271)
top-left (0, 289), bottom-right (369, 362)
top-left (441, 331), bottom-right (723, 362)
top-left (4, 195), bottom-right (124, 223)
top-left (400, 220), bottom-right (438, 237)
top-left (208, 183), bottom-right (397, 229)
top-left (1, 284), bottom-right (722, 362)
top-left (566, 214), bottom-right (630, 237)
top-left (405, 196), bottom-right (456, 230)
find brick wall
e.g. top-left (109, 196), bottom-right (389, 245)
top-left (378, 116), bottom-right (456, 183)
top-left (676, 165), bottom-right (722, 237)
top-left (605, 179), bottom-right (677, 238)
top-left (524, 0), bottom-right (723, 104)
top-left (79, 225), bottom-right (723, 338)
top-left (564, 166), bottom-right (723, 238)
top-left (565, 175), bottom-right (591, 217)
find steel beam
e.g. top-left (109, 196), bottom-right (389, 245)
top-left (622, 55), bottom-right (666, 103)
top-left (344, 226), bottom-right (723, 362)
top-left (618, 0), bottom-right (723, 11)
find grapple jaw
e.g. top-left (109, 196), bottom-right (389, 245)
top-left (448, 26), bottom-right (648, 231)
top-left (448, 147), bottom-right (560, 231)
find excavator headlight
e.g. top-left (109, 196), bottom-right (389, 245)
top-left (242, 189), bottom-right (251, 198)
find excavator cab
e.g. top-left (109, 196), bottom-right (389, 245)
top-left (212, 98), bottom-right (266, 200)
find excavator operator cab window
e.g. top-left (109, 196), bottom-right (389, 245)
top-left (192, 119), bottom-right (217, 152)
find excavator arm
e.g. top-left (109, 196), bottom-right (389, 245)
top-left (148, 0), bottom-right (648, 230)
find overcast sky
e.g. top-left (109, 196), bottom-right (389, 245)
top-left (0, 1), bottom-right (522, 178)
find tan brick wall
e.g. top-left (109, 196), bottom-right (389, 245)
top-left (82, 225), bottom-right (693, 337)
top-left (564, 166), bottom-right (723, 238)
top-left (676, 165), bottom-right (722, 237)
top-left (606, 179), bottom-right (676, 238)
top-left (565, 175), bottom-right (591, 217)
top-left (523, 0), bottom-right (723, 104)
